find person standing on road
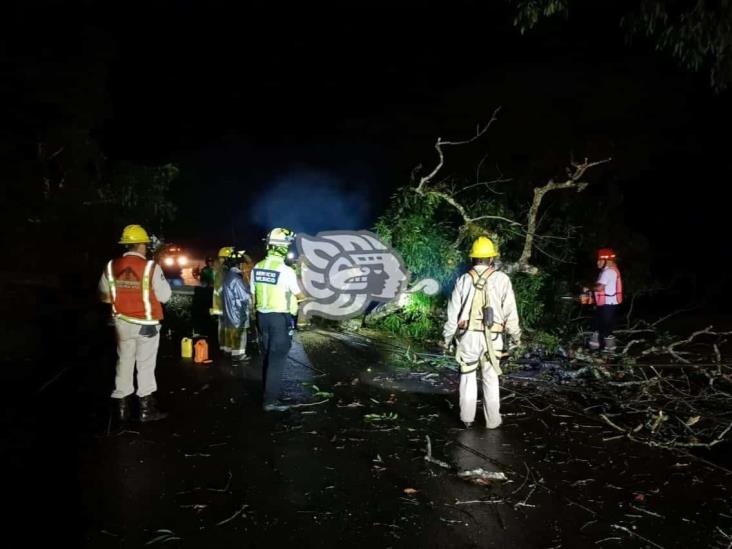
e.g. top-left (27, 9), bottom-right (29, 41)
top-left (251, 228), bottom-right (305, 412)
top-left (442, 236), bottom-right (522, 429)
top-left (210, 246), bottom-right (234, 354)
top-left (585, 248), bottom-right (623, 352)
top-left (199, 257), bottom-right (216, 288)
top-left (192, 256), bottom-right (216, 336)
top-left (222, 251), bottom-right (251, 362)
top-left (99, 224), bottom-right (171, 423)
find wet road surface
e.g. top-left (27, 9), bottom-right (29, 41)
top-left (5, 328), bottom-right (731, 548)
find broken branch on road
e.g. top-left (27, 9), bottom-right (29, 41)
top-left (424, 435), bottom-right (451, 469)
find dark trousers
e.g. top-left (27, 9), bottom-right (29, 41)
top-left (257, 312), bottom-right (292, 405)
top-left (593, 304), bottom-right (618, 349)
top-left (191, 286), bottom-right (214, 336)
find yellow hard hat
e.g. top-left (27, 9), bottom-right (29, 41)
top-left (469, 236), bottom-right (498, 258)
top-left (218, 246), bottom-right (235, 258)
top-left (119, 224), bottom-right (151, 244)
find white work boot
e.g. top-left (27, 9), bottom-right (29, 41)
top-left (485, 416), bottom-right (502, 429)
top-left (588, 332), bottom-right (600, 350)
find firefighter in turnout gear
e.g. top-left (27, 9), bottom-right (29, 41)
top-left (98, 225), bottom-right (172, 423)
top-left (443, 236), bottom-right (522, 429)
top-left (211, 246), bottom-right (234, 353)
top-left (222, 250), bottom-right (252, 361)
top-left (251, 228), bottom-right (305, 412)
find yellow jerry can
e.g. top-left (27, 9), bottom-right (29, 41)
top-left (181, 337), bottom-right (193, 359)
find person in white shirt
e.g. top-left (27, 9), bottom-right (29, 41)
top-left (587, 248), bottom-right (623, 352)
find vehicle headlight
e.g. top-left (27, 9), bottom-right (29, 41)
top-left (164, 257), bottom-right (174, 266)
top-left (177, 255), bottom-right (188, 266)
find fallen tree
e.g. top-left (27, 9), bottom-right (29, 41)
top-left (373, 109), bottom-right (611, 339)
top-left (410, 107), bottom-right (610, 274)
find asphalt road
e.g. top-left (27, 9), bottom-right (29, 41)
top-left (5, 327), bottom-right (731, 548)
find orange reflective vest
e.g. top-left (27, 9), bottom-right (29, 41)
top-left (106, 255), bottom-right (164, 324)
top-left (595, 266), bottom-right (623, 306)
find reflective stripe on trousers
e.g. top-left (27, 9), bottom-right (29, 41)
top-left (225, 325), bottom-right (248, 356)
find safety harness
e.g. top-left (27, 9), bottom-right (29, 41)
top-left (455, 269), bottom-right (505, 376)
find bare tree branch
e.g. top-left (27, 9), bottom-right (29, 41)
top-left (457, 177), bottom-right (513, 194)
top-left (411, 116), bottom-right (609, 275)
top-left (415, 107), bottom-right (501, 194)
top-left (531, 239), bottom-right (576, 264)
top-left (517, 158), bottom-right (611, 272)
top-left (426, 190), bottom-right (472, 225)
top-left (468, 214), bottom-right (523, 226)
top-left (637, 326), bottom-right (732, 364)
top-left (476, 153), bottom-right (490, 185)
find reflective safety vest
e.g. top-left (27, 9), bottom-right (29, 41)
top-left (106, 255), bottom-right (163, 325)
top-left (210, 265), bottom-right (226, 315)
top-left (289, 263), bottom-right (301, 316)
top-left (253, 255), bottom-right (295, 314)
top-left (595, 266), bottom-right (623, 306)
top-left (289, 293), bottom-right (298, 317)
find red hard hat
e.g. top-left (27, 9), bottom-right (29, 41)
top-left (597, 248), bottom-right (616, 260)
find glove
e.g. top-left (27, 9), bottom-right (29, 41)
top-left (439, 339), bottom-right (454, 355)
top-left (139, 325), bottom-right (159, 338)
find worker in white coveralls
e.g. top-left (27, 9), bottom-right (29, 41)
top-left (442, 236), bottom-right (522, 429)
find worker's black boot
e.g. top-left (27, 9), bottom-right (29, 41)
top-left (138, 394), bottom-right (168, 423)
top-left (111, 396), bottom-right (132, 423)
top-left (603, 336), bottom-right (617, 353)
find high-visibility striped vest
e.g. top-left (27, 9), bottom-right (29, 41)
top-left (595, 266), bottom-right (624, 306)
top-left (210, 265), bottom-right (226, 315)
top-left (289, 263), bottom-right (301, 316)
top-left (252, 255), bottom-right (294, 313)
top-left (106, 255), bottom-right (164, 325)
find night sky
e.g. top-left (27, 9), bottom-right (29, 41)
top-left (4, 2), bottom-right (731, 283)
